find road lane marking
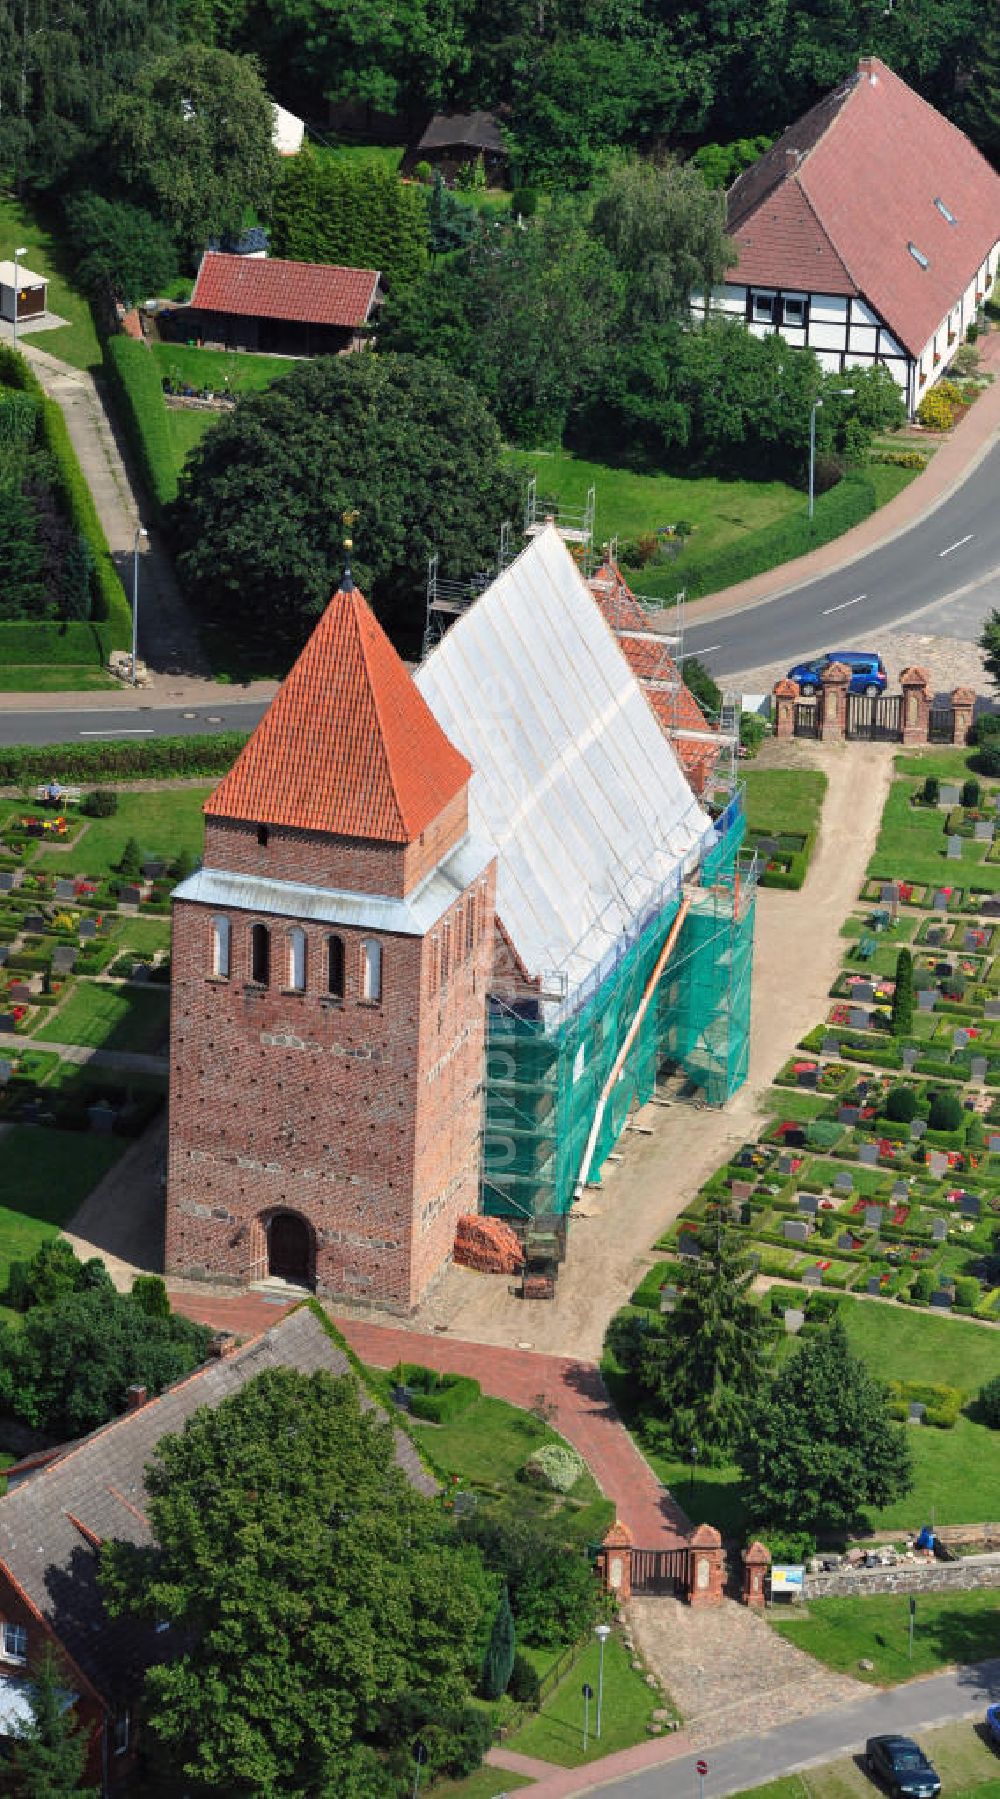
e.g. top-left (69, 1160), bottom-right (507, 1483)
top-left (822, 594), bottom-right (866, 615)
top-left (78, 729), bottom-right (156, 737)
top-left (680, 645), bottom-right (721, 657)
top-left (939, 533), bottom-right (974, 557)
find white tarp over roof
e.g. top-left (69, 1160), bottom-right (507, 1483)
top-left (415, 525), bottom-right (715, 995)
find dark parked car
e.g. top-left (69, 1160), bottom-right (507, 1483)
top-left (865, 1736), bottom-right (942, 1799)
top-left (787, 650), bottom-right (888, 695)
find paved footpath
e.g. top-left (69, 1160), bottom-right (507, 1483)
top-left (488, 1657), bottom-right (1000, 1799)
top-left (168, 1292), bottom-right (690, 1549)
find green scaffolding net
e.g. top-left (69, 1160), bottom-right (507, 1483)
top-left (482, 799), bottom-right (755, 1223)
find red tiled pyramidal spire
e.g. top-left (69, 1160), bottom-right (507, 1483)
top-left (207, 575), bottom-right (471, 844)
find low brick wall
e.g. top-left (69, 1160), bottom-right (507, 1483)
top-left (803, 1555), bottom-right (1000, 1599)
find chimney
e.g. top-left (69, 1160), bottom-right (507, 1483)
top-left (125, 1383), bottom-right (148, 1412)
top-left (785, 148), bottom-right (801, 172)
top-left (858, 55), bottom-right (878, 84)
top-left (210, 1331), bottom-right (239, 1358)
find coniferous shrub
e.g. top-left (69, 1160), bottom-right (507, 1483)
top-left (891, 949), bottom-right (914, 1037)
top-left (962, 778), bottom-right (981, 808)
top-left (928, 1088), bottom-right (963, 1132)
top-left (885, 1085), bottom-right (917, 1123)
top-left (481, 1586), bottom-right (516, 1700)
top-left (923, 775), bottom-right (940, 805)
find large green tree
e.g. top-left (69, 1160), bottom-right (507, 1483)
top-left (110, 42), bottom-right (277, 254)
top-left (65, 192), bottom-right (179, 310)
top-left (8, 1644), bottom-right (96, 1798)
top-left (171, 352), bottom-right (522, 651)
top-left (963, 15), bottom-right (1000, 166)
top-left (737, 1318), bottom-right (913, 1532)
top-left (100, 1366), bottom-right (495, 1797)
top-left (592, 157), bottom-right (733, 325)
top-left (270, 148), bottom-right (428, 290)
top-left (978, 609), bottom-right (1000, 694)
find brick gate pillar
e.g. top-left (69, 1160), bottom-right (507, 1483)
top-left (686, 1523), bottom-right (725, 1608)
top-left (741, 1540), bottom-right (771, 1609)
top-left (900, 666), bottom-right (931, 747)
top-left (772, 678), bottom-right (799, 740)
top-left (597, 1520), bottom-right (634, 1600)
top-left (819, 661), bottom-right (850, 743)
top-left (951, 687), bottom-right (975, 746)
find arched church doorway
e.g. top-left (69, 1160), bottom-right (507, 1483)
top-left (266, 1210), bottom-right (314, 1286)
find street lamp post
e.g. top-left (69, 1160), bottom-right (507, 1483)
top-left (131, 525), bottom-right (148, 686)
top-left (12, 247), bottom-right (26, 348)
top-left (689, 1443), bottom-right (699, 1497)
top-left (594, 1623), bottom-right (611, 1738)
top-left (808, 388), bottom-right (855, 521)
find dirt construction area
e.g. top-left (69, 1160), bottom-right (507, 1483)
top-left (66, 737), bottom-right (896, 1361)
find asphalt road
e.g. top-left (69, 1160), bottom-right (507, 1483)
top-left (0, 701), bottom-right (270, 747)
top-left (682, 441), bottom-right (1000, 680)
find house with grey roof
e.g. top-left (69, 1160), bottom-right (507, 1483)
top-left (0, 1305), bottom-right (432, 1792)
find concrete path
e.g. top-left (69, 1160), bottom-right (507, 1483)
top-left (19, 342), bottom-right (210, 680)
top-left (29, 1040), bottom-right (167, 1075)
top-left (165, 1296), bottom-right (690, 1550)
top-left (515, 1656), bottom-right (1000, 1799)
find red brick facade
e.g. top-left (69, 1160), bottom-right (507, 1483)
top-left (0, 1563), bottom-right (120, 1788)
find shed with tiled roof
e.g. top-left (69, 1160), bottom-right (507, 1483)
top-left (186, 250), bottom-right (380, 356)
top-left (697, 57), bottom-right (1000, 415)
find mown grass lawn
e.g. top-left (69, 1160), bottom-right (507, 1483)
top-left (0, 1124), bottom-right (125, 1295)
top-left (503, 1633), bottom-right (661, 1766)
top-left (504, 448), bottom-right (801, 567)
top-left (896, 749), bottom-right (982, 781)
top-left (428, 1771), bottom-right (531, 1799)
top-left (771, 1590), bottom-right (1000, 1685)
top-left (150, 344), bottom-right (298, 480)
top-left (0, 194), bottom-right (101, 371)
top-left (743, 768), bottom-right (828, 837)
top-left (36, 985), bottom-right (170, 1055)
top-left (35, 786), bottom-right (212, 879)
top-left (730, 1724), bottom-right (1000, 1799)
top-left (868, 779), bottom-right (1000, 890)
top-left (0, 666), bottom-right (117, 692)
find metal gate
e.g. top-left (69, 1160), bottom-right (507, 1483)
top-left (631, 1548), bottom-right (690, 1595)
top-left (846, 692), bottom-right (903, 742)
top-left (929, 708), bottom-right (955, 744)
top-left (794, 702), bottom-right (820, 739)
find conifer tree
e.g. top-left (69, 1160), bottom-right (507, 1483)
top-left (482, 1584), bottom-right (516, 1700)
top-left (963, 18), bottom-right (1000, 167)
top-left (891, 947), bottom-right (914, 1038)
top-left (8, 1645), bottom-right (95, 1797)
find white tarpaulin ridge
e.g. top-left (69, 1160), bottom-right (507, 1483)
top-left (415, 525), bottom-right (715, 994)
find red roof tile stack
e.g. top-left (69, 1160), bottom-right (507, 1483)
top-left (207, 578), bottom-right (471, 843)
top-left (453, 1215), bottom-right (524, 1274)
top-left (727, 57), bottom-right (1000, 357)
top-left (190, 251), bottom-right (380, 328)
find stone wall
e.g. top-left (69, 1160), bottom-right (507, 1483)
top-left (803, 1555), bottom-right (1000, 1599)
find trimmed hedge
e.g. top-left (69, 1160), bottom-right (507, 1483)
top-left (680, 474), bottom-right (878, 600)
top-left (393, 1362), bottom-right (481, 1423)
top-left (887, 1378), bottom-right (962, 1428)
top-left (0, 732), bottom-right (248, 784)
top-left (0, 344), bottom-right (131, 658)
top-left (103, 335), bottom-right (178, 521)
top-left (758, 825), bottom-right (818, 892)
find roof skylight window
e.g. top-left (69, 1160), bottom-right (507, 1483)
top-left (934, 197), bottom-right (957, 224)
top-left (908, 242), bottom-right (929, 269)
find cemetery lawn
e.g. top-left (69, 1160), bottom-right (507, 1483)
top-left (743, 768), bottom-right (828, 839)
top-left (503, 1633), bottom-right (662, 1766)
top-left (0, 1125), bottom-right (125, 1299)
top-left (35, 786), bottom-right (213, 879)
top-left (869, 779), bottom-right (1000, 891)
top-left (35, 985), bottom-right (170, 1055)
top-left (729, 1724), bottom-right (1000, 1799)
top-left (770, 1591), bottom-right (1000, 1685)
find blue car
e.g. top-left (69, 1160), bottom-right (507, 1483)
top-left (986, 1704), bottom-right (1000, 1747)
top-left (787, 650), bottom-right (888, 696)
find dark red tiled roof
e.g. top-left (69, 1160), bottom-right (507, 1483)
top-left (208, 579), bottom-right (471, 843)
top-left (190, 252), bottom-right (379, 328)
top-left (726, 58), bottom-right (1000, 357)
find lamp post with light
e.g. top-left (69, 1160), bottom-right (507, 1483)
top-left (131, 525), bottom-right (148, 685)
top-left (594, 1623), bottom-right (611, 1737)
top-left (809, 388), bottom-right (854, 521)
top-left (12, 247), bottom-right (26, 348)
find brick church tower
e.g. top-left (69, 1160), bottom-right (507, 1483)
top-left (165, 572), bottom-right (496, 1311)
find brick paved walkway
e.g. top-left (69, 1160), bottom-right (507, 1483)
top-left (168, 1292), bottom-right (690, 1549)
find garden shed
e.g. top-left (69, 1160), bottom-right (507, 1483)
top-left (0, 260), bottom-right (46, 326)
top-left (408, 111), bottom-right (508, 183)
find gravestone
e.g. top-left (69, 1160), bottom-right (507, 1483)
top-left (0, 1060), bottom-right (11, 1084)
top-left (783, 1219), bottom-right (810, 1242)
top-left (835, 1171), bottom-right (854, 1193)
top-left (975, 821), bottom-right (994, 842)
top-left (989, 1133), bottom-right (1000, 1153)
top-left (0, 1015), bottom-right (15, 1033)
top-left (78, 918), bottom-right (97, 939)
top-left (822, 1036), bottom-right (841, 1057)
top-left (659, 1285), bottom-right (680, 1314)
top-left (143, 859), bottom-right (165, 879)
top-left (985, 998), bottom-right (1000, 1020)
top-left (933, 890), bottom-right (949, 911)
top-left (678, 1234), bottom-right (702, 1260)
top-left (802, 1268), bottom-right (822, 1286)
top-left (51, 946), bottom-right (75, 974)
top-left (881, 883), bottom-right (899, 905)
top-left (0, 873), bottom-right (14, 892)
top-left (784, 1127), bottom-right (806, 1148)
top-left (731, 1180), bottom-right (753, 1201)
top-left (839, 1106), bottom-right (861, 1126)
top-left (868, 1276), bottom-right (883, 1297)
top-left (926, 926), bottom-right (945, 944)
top-left (23, 913), bottom-right (44, 933)
top-left (892, 1180), bottom-right (909, 1201)
top-left (20, 1099), bottom-right (40, 1123)
top-left (972, 1056), bottom-right (988, 1083)
top-left (797, 1067), bottom-right (819, 1089)
top-left (930, 1290), bottom-right (952, 1310)
top-left (119, 884), bottom-right (142, 906)
top-left (902, 1046), bottom-right (918, 1070)
top-left (911, 1118), bottom-right (927, 1139)
top-left (918, 989), bottom-right (936, 1012)
top-left (8, 983), bottom-right (31, 1003)
top-left (961, 1193), bottom-right (982, 1218)
top-left (777, 1154), bottom-right (796, 1175)
top-left (928, 1149), bottom-right (949, 1178)
top-left (849, 1007), bottom-right (869, 1029)
top-left (859, 1143), bottom-right (879, 1166)
top-left (798, 1193), bottom-right (819, 1215)
top-left (87, 1101), bottom-right (116, 1135)
top-left (864, 1204), bottom-right (883, 1229)
top-left (54, 878), bottom-right (75, 901)
top-left (909, 1402), bottom-right (927, 1422)
top-left (940, 784), bottom-right (960, 804)
top-left (948, 835), bottom-right (963, 860)
top-left (0, 946), bottom-right (8, 968)
top-left (784, 1309), bottom-right (806, 1335)
top-left (965, 928), bottom-right (984, 948)
top-left (453, 1491), bottom-right (478, 1519)
top-left (131, 962), bottom-right (148, 984)
top-left (931, 1215), bottom-right (949, 1242)
top-left (854, 981), bottom-right (875, 1004)
top-left (838, 1232), bottom-right (857, 1251)
top-left (954, 1028), bottom-right (970, 1049)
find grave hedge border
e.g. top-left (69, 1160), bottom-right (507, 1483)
top-left (0, 732), bottom-right (249, 784)
top-left (0, 344), bottom-right (131, 660)
top-left (392, 1362), bottom-right (481, 1423)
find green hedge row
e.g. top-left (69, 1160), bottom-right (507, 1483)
top-left (103, 336), bottom-right (178, 520)
top-left (681, 474), bottom-right (877, 601)
top-left (392, 1363), bottom-right (481, 1423)
top-left (0, 344), bottom-right (131, 659)
top-left (0, 731), bottom-right (248, 784)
